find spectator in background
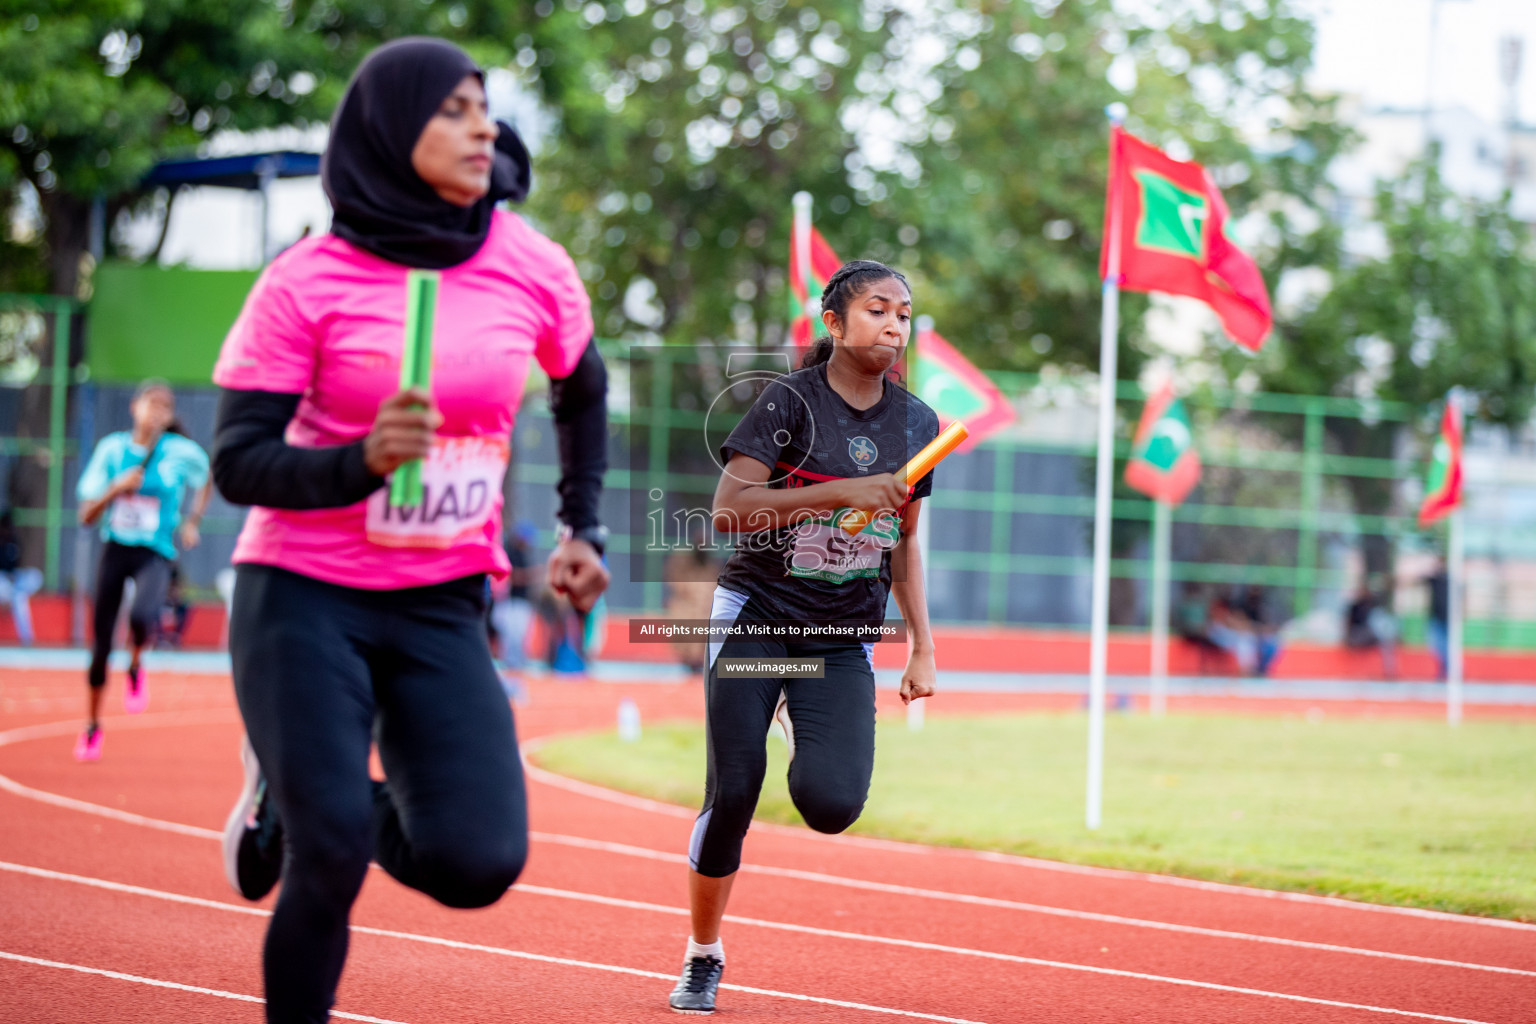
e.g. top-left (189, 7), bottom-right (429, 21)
top-left (75, 379), bottom-right (211, 760)
top-left (490, 520), bottom-right (539, 671)
top-left (0, 509), bottom-right (43, 646)
top-left (1206, 587), bottom-right (1259, 675)
top-left (1423, 557), bottom-right (1450, 680)
top-left (1174, 581), bottom-right (1212, 645)
top-left (1237, 585), bottom-right (1284, 677)
top-left (536, 584), bottom-right (591, 675)
top-left (1344, 576), bottom-right (1398, 679)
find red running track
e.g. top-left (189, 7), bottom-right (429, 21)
top-left (0, 668), bottom-right (1533, 1023)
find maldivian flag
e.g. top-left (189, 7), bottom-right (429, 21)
top-left (1102, 126), bottom-right (1272, 352)
top-left (1124, 382), bottom-right (1201, 506)
top-left (912, 328), bottom-right (1015, 451)
top-left (1418, 398), bottom-right (1464, 527)
top-left (788, 224), bottom-right (842, 350)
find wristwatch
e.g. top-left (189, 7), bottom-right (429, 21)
top-left (556, 522), bottom-right (609, 556)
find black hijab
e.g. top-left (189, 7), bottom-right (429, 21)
top-left (321, 37), bottom-right (531, 269)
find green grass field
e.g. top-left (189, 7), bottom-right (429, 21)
top-left (534, 711), bottom-right (1536, 920)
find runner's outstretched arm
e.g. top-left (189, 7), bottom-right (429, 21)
top-left (547, 338), bottom-right (608, 531)
top-left (546, 339), bottom-right (611, 612)
top-left (890, 498), bottom-right (936, 705)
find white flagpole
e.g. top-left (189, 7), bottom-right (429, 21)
top-left (911, 319), bottom-right (932, 733)
top-left (1149, 497), bottom-right (1172, 718)
top-left (792, 191), bottom-right (814, 326)
top-left (1087, 108), bottom-right (1126, 831)
top-left (1446, 392), bottom-right (1465, 727)
top-left (1448, 506), bottom-right (1464, 726)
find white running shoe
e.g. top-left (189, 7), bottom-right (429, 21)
top-left (222, 735), bottom-right (284, 900)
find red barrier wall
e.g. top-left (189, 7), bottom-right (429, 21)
top-left (4, 599), bottom-right (1530, 683)
top-left (605, 617), bottom-right (1533, 682)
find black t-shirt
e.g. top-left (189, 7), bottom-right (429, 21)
top-left (716, 362), bottom-right (940, 632)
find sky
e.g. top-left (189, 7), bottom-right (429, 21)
top-left (1304, 0), bottom-right (1536, 122)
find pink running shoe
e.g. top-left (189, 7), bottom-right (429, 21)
top-left (124, 662), bottom-right (148, 714)
top-left (73, 724), bottom-right (103, 762)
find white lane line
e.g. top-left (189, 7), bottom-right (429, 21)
top-left (527, 833), bottom-right (1536, 978)
top-left (1, 723), bottom-right (1529, 980)
top-left (513, 882), bottom-right (1536, 980)
top-left (0, 708), bottom-right (240, 750)
top-left (0, 861), bottom-right (1503, 1024)
top-left (344, 922), bottom-right (992, 1024)
top-left (0, 770), bottom-right (222, 840)
top-left (0, 950), bottom-right (409, 1023)
top-left (7, 712), bottom-right (1532, 936)
top-left (522, 750), bottom-right (1536, 932)
top-left (0, 861), bottom-right (988, 1024)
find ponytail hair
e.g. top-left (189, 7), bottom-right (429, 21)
top-left (799, 259), bottom-right (912, 369)
top-left (801, 335), bottom-right (834, 368)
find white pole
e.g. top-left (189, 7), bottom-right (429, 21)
top-left (792, 191), bottom-right (815, 325)
top-left (1086, 278), bottom-right (1120, 831)
top-left (1086, 113), bottom-right (1125, 831)
top-left (911, 319), bottom-right (931, 734)
top-left (1149, 498), bottom-right (1171, 717)
top-left (1086, 110), bottom-right (1126, 829)
top-left (1447, 506), bottom-right (1465, 727)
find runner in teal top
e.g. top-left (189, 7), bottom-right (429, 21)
top-left (72, 379), bottom-right (212, 760)
top-left (77, 423), bottom-right (210, 559)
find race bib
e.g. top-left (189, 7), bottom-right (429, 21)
top-left (787, 509), bottom-right (900, 584)
top-left (365, 436), bottom-right (509, 549)
top-left (109, 495), bottom-right (161, 537)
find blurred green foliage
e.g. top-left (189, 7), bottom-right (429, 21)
top-left (1262, 156), bottom-right (1536, 427)
top-left (0, 0), bottom-right (1532, 424)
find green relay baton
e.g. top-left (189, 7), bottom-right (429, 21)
top-left (389, 269), bottom-right (440, 509)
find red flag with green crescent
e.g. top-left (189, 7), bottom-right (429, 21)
top-left (1102, 126), bottom-right (1272, 352)
top-left (788, 224), bottom-right (842, 350)
top-left (1418, 398), bottom-right (1464, 527)
top-left (912, 328), bottom-right (1015, 451)
top-left (1124, 382), bottom-right (1201, 506)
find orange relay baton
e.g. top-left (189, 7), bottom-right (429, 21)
top-left (838, 420), bottom-right (969, 534)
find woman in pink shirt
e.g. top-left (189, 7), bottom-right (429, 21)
top-left (209, 38), bottom-right (609, 1023)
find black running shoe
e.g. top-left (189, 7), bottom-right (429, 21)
top-left (668, 955), bottom-right (724, 1015)
top-left (223, 736), bottom-right (284, 900)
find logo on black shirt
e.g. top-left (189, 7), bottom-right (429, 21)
top-left (848, 436), bottom-right (878, 467)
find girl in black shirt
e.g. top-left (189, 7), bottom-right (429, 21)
top-left (667, 260), bottom-right (939, 1014)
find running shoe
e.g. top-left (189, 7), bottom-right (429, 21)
top-left (124, 662), bottom-right (148, 714)
top-left (773, 688), bottom-right (795, 763)
top-left (223, 735), bottom-right (284, 900)
top-left (73, 724), bottom-right (103, 762)
top-left (668, 955), bottom-right (724, 1015)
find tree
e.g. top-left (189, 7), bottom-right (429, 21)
top-left (519, 0), bottom-right (897, 351)
top-left (0, 0), bottom-right (545, 569)
top-left (1256, 155), bottom-right (1536, 585)
top-left (881, 0), bottom-right (1344, 380)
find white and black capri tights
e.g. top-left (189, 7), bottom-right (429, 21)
top-left (689, 593), bottom-right (877, 878)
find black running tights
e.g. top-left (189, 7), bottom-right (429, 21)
top-left (229, 565), bottom-right (528, 1024)
top-left (89, 541), bottom-right (169, 689)
top-left (688, 598), bottom-right (877, 878)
